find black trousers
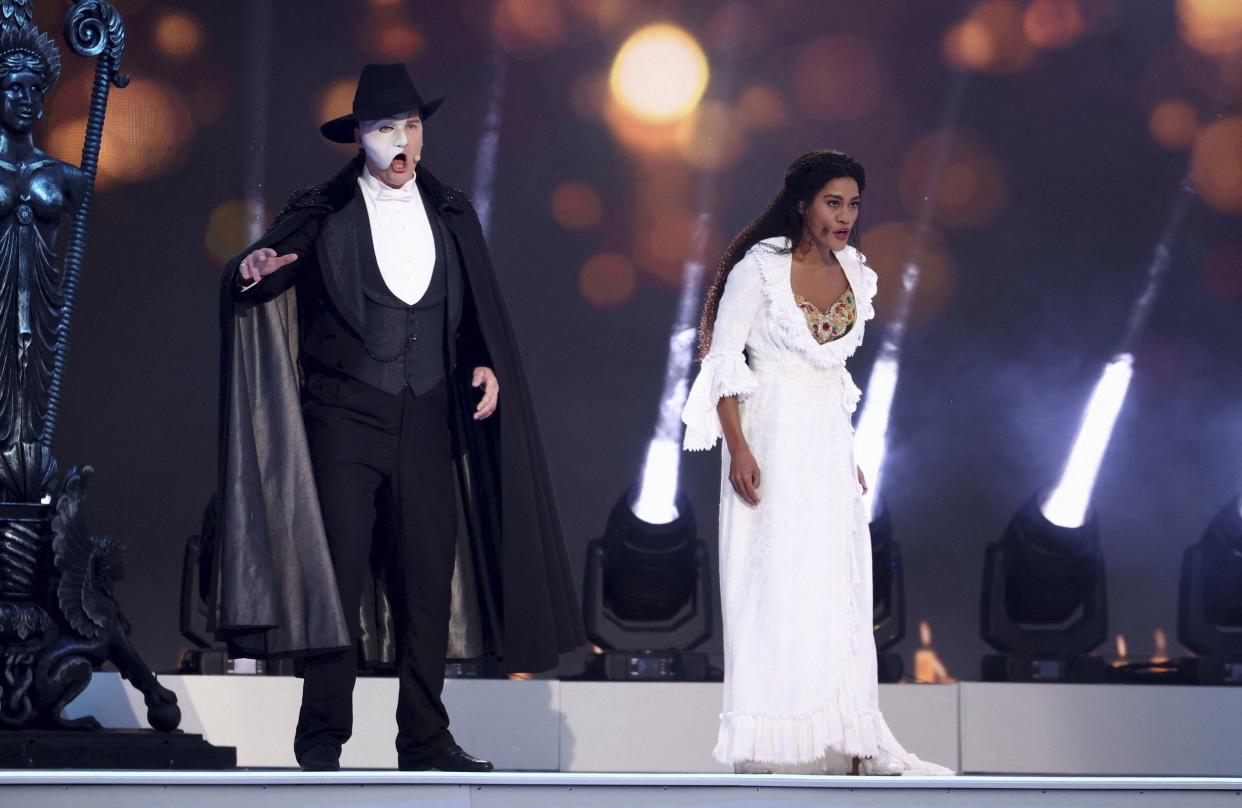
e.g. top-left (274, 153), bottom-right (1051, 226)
top-left (294, 375), bottom-right (458, 761)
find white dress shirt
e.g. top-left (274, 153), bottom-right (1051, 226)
top-left (357, 167), bottom-right (436, 305)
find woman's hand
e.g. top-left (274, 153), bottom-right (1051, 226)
top-left (856, 465), bottom-right (868, 494)
top-left (239, 247), bottom-right (298, 284)
top-left (729, 445), bottom-right (762, 507)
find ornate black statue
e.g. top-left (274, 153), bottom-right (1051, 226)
top-left (0, 0), bottom-right (180, 737)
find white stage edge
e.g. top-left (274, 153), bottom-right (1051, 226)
top-left (65, 674), bottom-right (1242, 776)
top-left (5, 771), bottom-right (1242, 808)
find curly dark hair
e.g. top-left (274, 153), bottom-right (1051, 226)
top-left (697, 149), bottom-right (865, 359)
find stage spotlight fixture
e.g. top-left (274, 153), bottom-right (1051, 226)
top-left (580, 485), bottom-right (715, 681)
top-left (1177, 496), bottom-right (1242, 685)
top-left (869, 499), bottom-right (907, 683)
top-left (980, 495), bottom-right (1109, 683)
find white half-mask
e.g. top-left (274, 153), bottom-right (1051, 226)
top-left (357, 111), bottom-right (417, 169)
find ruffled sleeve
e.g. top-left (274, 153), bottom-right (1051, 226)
top-left (852, 247), bottom-right (879, 322)
top-left (682, 254), bottom-right (763, 451)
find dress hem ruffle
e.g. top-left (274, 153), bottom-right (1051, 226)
top-left (713, 687), bottom-right (883, 765)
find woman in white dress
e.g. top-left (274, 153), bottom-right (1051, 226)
top-left (682, 151), bottom-right (951, 776)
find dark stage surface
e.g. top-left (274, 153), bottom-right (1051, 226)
top-left (29, 0), bottom-right (1242, 679)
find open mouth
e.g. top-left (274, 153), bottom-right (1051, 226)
top-left (833, 228), bottom-right (850, 240)
top-left (390, 153), bottom-right (410, 172)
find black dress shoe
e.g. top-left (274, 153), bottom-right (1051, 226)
top-left (298, 744), bottom-right (341, 772)
top-left (399, 743), bottom-right (494, 772)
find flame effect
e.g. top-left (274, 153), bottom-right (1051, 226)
top-left (912, 620), bottom-right (956, 683)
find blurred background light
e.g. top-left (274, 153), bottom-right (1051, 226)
top-left (1148, 99), bottom-right (1200, 150)
top-left (317, 78), bottom-right (360, 136)
top-left (899, 127), bottom-right (1010, 230)
top-left (492, 0), bottom-right (568, 50)
top-left (1203, 243), bottom-right (1242, 302)
top-left (736, 83), bottom-right (789, 131)
top-left (552, 181), bottom-right (604, 230)
top-left (861, 221), bottom-right (956, 327)
top-left (943, 0), bottom-right (1038, 73)
top-left (204, 200), bottom-right (267, 267)
top-left (47, 76), bottom-right (195, 190)
top-left (1190, 116), bottom-right (1242, 214)
top-left (565, 0), bottom-right (631, 34)
top-left (610, 23), bottom-right (709, 124)
top-left (152, 9), bottom-right (204, 61)
top-left (1176, 0), bottom-right (1242, 57)
top-left (792, 34), bottom-right (883, 122)
top-left (579, 253), bottom-right (637, 307)
top-left (1022, 0), bottom-right (1086, 50)
top-left (674, 101), bottom-right (747, 171)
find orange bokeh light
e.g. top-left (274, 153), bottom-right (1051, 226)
top-left (604, 99), bottom-right (680, 156)
top-left (943, 0), bottom-right (1038, 73)
top-left (1190, 116), bottom-right (1242, 214)
top-left (492, 0), bottom-right (567, 50)
top-left (1176, 0), bottom-right (1242, 56)
top-left (898, 128), bottom-right (1010, 229)
top-left (675, 101), bottom-right (748, 171)
top-left (552, 182), bottom-right (604, 230)
top-left (1148, 99), bottom-right (1198, 150)
top-left (46, 76), bottom-right (194, 190)
top-left (943, 19), bottom-right (996, 71)
top-left (317, 78), bottom-right (358, 138)
top-left (1023, 0), bottom-right (1085, 49)
top-left (579, 253), bottom-right (636, 307)
top-left (737, 83), bottom-right (789, 131)
top-left (792, 34), bottom-right (883, 122)
top-left (860, 221), bottom-right (956, 328)
top-left (373, 24), bottom-right (425, 61)
top-left (204, 200), bottom-right (267, 267)
top-left (153, 9), bottom-right (204, 61)
top-left (565, 0), bottom-right (631, 33)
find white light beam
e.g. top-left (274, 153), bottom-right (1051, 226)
top-left (1041, 176), bottom-right (1195, 528)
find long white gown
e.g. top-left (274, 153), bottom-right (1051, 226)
top-left (682, 237), bottom-right (951, 775)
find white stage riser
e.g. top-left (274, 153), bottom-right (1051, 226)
top-left (5, 773), bottom-right (1242, 808)
top-left (64, 675), bottom-right (1242, 775)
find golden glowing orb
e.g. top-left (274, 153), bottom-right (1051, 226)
top-left (579, 253), bottom-right (636, 307)
top-left (1177, 0), bottom-right (1242, 56)
top-left (1148, 99), bottom-right (1198, 150)
top-left (609, 23), bottom-right (709, 123)
top-left (1190, 116), bottom-right (1242, 214)
top-left (551, 182), bottom-right (604, 230)
top-left (153, 10), bottom-right (204, 61)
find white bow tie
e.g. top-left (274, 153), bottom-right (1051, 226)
top-left (374, 186), bottom-right (420, 203)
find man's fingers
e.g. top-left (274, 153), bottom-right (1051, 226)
top-left (272, 253), bottom-right (299, 269)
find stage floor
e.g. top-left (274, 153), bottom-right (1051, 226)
top-left (5, 771), bottom-right (1242, 807)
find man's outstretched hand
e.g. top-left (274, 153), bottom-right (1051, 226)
top-left (473, 367), bottom-right (499, 420)
top-left (239, 247), bottom-right (299, 285)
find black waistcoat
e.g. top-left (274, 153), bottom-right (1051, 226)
top-left (354, 193), bottom-right (448, 396)
top-left (302, 186), bottom-right (463, 398)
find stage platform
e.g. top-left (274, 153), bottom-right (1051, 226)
top-left (62, 674), bottom-right (1242, 776)
top-left (5, 771), bottom-right (1242, 807)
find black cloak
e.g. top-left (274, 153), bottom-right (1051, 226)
top-left (211, 156), bottom-right (584, 673)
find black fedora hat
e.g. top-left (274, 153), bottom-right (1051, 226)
top-left (320, 63), bottom-right (445, 144)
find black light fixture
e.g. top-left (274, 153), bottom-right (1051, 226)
top-left (869, 499), bottom-right (906, 683)
top-left (579, 486), bottom-right (715, 681)
top-left (980, 495), bottom-right (1109, 682)
top-left (1178, 496), bottom-right (1242, 685)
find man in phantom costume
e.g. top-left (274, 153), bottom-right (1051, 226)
top-left (213, 63), bottom-right (582, 771)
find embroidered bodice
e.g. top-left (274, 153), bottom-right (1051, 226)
top-left (795, 287), bottom-right (855, 344)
